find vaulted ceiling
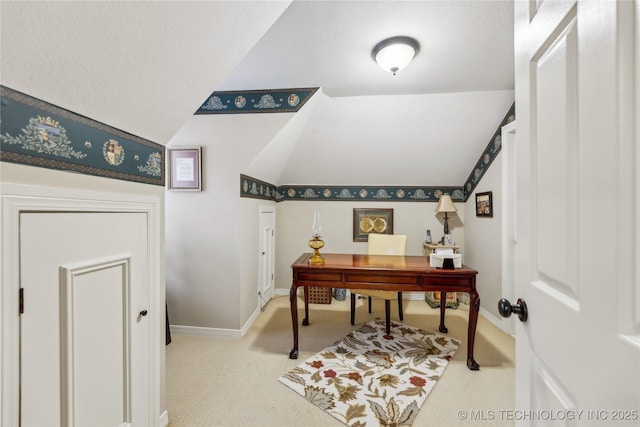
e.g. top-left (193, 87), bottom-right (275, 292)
top-left (1, 1), bottom-right (515, 188)
top-left (204, 0), bottom-right (515, 186)
top-left (0, 1), bottom-right (291, 145)
top-left (218, 0), bottom-right (514, 97)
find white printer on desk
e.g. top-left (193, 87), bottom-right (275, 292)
top-left (429, 248), bottom-right (462, 268)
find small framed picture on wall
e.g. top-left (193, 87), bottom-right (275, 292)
top-left (475, 191), bottom-right (493, 217)
top-left (167, 146), bottom-right (202, 191)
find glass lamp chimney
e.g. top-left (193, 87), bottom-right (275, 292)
top-left (312, 210), bottom-right (322, 237)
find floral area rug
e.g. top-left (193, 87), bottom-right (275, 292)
top-left (278, 319), bottom-right (459, 426)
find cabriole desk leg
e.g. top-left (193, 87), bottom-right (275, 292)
top-left (439, 291), bottom-right (448, 333)
top-left (302, 285), bottom-right (310, 326)
top-left (289, 284), bottom-right (299, 359)
top-left (467, 287), bottom-right (480, 370)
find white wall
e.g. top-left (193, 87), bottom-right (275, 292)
top-left (463, 152), bottom-right (503, 322)
top-left (0, 162), bottom-right (165, 200)
top-left (275, 200), bottom-right (465, 292)
top-left (165, 113), bottom-right (295, 331)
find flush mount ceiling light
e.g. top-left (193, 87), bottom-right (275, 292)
top-left (371, 36), bottom-right (420, 75)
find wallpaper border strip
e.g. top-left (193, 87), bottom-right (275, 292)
top-left (0, 86), bottom-right (165, 186)
top-left (274, 185), bottom-right (464, 202)
top-left (195, 87), bottom-right (319, 115)
top-left (240, 174), bottom-right (278, 200)
top-left (462, 102), bottom-right (516, 198)
top-left (239, 176), bottom-right (463, 203)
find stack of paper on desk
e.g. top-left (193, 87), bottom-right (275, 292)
top-left (435, 248), bottom-right (454, 255)
top-left (430, 248), bottom-right (462, 268)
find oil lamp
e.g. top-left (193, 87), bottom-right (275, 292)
top-left (308, 210), bottom-right (325, 265)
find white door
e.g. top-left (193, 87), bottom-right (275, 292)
top-left (20, 212), bottom-right (151, 426)
top-left (258, 206), bottom-right (275, 306)
top-left (512, 0), bottom-right (639, 423)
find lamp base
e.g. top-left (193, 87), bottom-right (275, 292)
top-left (308, 236), bottom-right (325, 265)
top-left (308, 251), bottom-right (325, 265)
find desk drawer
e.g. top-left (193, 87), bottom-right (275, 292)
top-left (346, 273), bottom-right (417, 285)
top-left (297, 272), bottom-right (342, 282)
top-left (420, 275), bottom-right (470, 287)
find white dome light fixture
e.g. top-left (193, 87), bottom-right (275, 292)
top-left (372, 36), bottom-right (420, 76)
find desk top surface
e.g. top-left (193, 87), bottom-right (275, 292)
top-left (292, 253), bottom-right (477, 275)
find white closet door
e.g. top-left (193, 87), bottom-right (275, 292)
top-left (258, 206), bottom-right (275, 303)
top-left (20, 212), bottom-right (151, 426)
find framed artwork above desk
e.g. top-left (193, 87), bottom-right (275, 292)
top-left (353, 208), bottom-right (393, 242)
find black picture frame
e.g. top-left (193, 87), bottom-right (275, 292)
top-left (353, 208), bottom-right (394, 242)
top-left (475, 191), bottom-right (493, 217)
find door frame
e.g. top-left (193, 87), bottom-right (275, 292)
top-left (1, 183), bottom-right (163, 426)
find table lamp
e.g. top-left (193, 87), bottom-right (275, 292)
top-left (308, 210), bottom-right (325, 265)
top-left (435, 193), bottom-right (457, 242)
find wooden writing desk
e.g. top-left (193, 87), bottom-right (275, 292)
top-left (289, 253), bottom-right (481, 370)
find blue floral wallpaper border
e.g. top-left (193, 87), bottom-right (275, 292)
top-left (240, 174), bottom-right (278, 200)
top-left (0, 86), bottom-right (165, 186)
top-left (463, 102), bottom-right (515, 198)
top-left (240, 102), bottom-right (515, 203)
top-left (195, 88), bottom-right (319, 115)
top-left (275, 185), bottom-right (465, 202)
top-left (239, 177), bottom-right (464, 203)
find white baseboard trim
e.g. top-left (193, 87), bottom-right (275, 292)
top-left (170, 307), bottom-right (261, 339)
top-left (479, 306), bottom-right (504, 331)
top-left (241, 307), bottom-right (261, 337)
top-left (158, 410), bottom-right (169, 427)
top-left (275, 288), bottom-right (289, 297)
top-left (170, 324), bottom-right (242, 339)
top-left (398, 291), bottom-right (428, 301)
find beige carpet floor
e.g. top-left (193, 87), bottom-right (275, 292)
top-left (166, 295), bottom-right (515, 426)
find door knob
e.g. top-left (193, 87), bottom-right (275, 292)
top-left (498, 298), bottom-right (528, 322)
top-left (139, 310), bottom-right (148, 317)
